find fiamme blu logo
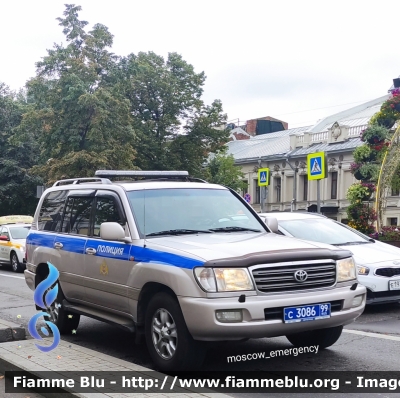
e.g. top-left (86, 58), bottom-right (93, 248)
top-left (28, 262), bottom-right (60, 352)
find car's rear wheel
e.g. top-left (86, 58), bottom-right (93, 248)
top-left (46, 283), bottom-right (80, 334)
top-left (10, 252), bottom-right (23, 273)
top-left (145, 292), bottom-right (206, 371)
top-left (286, 325), bottom-right (343, 349)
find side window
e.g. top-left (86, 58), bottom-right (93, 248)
top-left (38, 190), bottom-right (69, 232)
top-left (93, 196), bottom-right (124, 237)
top-left (61, 197), bottom-right (93, 236)
top-left (0, 228), bottom-right (9, 238)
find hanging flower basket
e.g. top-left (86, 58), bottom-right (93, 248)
top-left (366, 136), bottom-right (385, 145)
top-left (378, 118), bottom-right (396, 129)
top-left (354, 169), bottom-right (373, 181)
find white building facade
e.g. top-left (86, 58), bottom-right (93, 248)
top-left (229, 94), bottom-right (400, 226)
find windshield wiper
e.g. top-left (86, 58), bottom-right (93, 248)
top-left (146, 229), bottom-right (212, 237)
top-left (332, 241), bottom-right (370, 246)
top-left (208, 226), bottom-right (261, 233)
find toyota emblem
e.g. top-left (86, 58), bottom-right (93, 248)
top-left (294, 270), bottom-right (308, 282)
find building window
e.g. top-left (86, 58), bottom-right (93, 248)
top-left (331, 172), bottom-right (338, 199)
top-left (392, 188), bottom-right (400, 196)
top-left (254, 181), bottom-right (260, 204)
top-left (303, 175), bottom-right (308, 201)
top-left (275, 177), bottom-right (281, 202)
top-left (388, 217), bottom-right (398, 226)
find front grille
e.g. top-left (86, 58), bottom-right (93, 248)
top-left (252, 260), bottom-right (336, 293)
top-left (264, 300), bottom-right (343, 321)
top-left (375, 267), bottom-right (400, 277)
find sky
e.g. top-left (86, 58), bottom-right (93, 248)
top-left (1, 0), bottom-right (400, 129)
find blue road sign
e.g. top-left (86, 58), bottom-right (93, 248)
top-left (244, 193), bottom-right (251, 203)
top-left (307, 152), bottom-right (326, 180)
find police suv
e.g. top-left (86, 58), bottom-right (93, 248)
top-left (24, 171), bottom-right (366, 370)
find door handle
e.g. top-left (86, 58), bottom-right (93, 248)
top-left (54, 242), bottom-right (63, 249)
top-left (85, 248), bottom-right (97, 255)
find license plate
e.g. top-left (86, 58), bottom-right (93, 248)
top-left (283, 303), bottom-right (331, 323)
top-left (389, 280), bottom-right (400, 290)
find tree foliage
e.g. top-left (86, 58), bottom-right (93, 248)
top-left (115, 51), bottom-right (228, 174)
top-left (1, 3), bottom-right (229, 219)
top-left (0, 83), bottom-right (42, 215)
top-left (204, 150), bottom-right (247, 192)
top-left (22, 4), bottom-right (136, 184)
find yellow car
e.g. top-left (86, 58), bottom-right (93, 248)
top-left (0, 216), bottom-right (33, 272)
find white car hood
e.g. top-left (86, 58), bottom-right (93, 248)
top-left (339, 240), bottom-right (400, 266)
top-left (147, 232), bottom-right (346, 262)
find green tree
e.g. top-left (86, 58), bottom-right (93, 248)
top-left (204, 149), bottom-right (247, 192)
top-left (0, 83), bottom-right (42, 215)
top-left (116, 51), bottom-right (229, 175)
top-left (22, 4), bottom-right (136, 184)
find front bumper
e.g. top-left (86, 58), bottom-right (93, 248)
top-left (24, 269), bottom-right (35, 291)
top-left (358, 274), bottom-right (400, 304)
top-left (179, 284), bottom-right (366, 341)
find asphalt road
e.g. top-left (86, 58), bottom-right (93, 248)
top-left (1, 264), bottom-right (400, 397)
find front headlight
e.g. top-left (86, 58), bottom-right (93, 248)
top-left (337, 257), bottom-right (357, 282)
top-left (194, 267), bottom-right (254, 292)
top-left (357, 265), bottom-right (370, 275)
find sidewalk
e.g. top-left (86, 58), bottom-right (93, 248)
top-left (0, 337), bottom-right (230, 398)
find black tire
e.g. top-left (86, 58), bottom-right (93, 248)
top-left (286, 325), bottom-right (343, 349)
top-left (145, 292), bottom-right (206, 371)
top-left (10, 252), bottom-right (23, 273)
top-left (46, 283), bottom-right (80, 334)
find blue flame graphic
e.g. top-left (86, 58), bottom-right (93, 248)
top-left (33, 262), bottom-right (59, 309)
top-left (28, 262), bottom-right (61, 352)
top-left (28, 312), bottom-right (60, 352)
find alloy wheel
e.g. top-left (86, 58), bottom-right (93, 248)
top-left (151, 308), bottom-right (178, 360)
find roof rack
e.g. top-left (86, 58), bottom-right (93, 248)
top-left (53, 177), bottom-right (112, 187)
top-left (95, 170), bottom-right (189, 179)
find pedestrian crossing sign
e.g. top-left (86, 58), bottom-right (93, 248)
top-left (258, 168), bottom-right (270, 186)
top-left (307, 152), bottom-right (326, 180)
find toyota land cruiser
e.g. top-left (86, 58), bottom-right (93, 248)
top-left (24, 170), bottom-right (366, 370)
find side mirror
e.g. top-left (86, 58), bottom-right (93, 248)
top-left (100, 222), bottom-right (126, 241)
top-left (264, 217), bottom-right (279, 233)
top-left (0, 235), bottom-right (9, 241)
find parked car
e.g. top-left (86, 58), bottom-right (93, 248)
top-left (0, 215), bottom-right (33, 272)
top-left (24, 171), bottom-right (365, 371)
top-left (260, 212), bottom-right (400, 305)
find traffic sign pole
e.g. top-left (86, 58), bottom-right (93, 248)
top-left (307, 152), bottom-right (326, 214)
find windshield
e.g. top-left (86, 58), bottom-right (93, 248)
top-left (279, 218), bottom-right (369, 245)
top-left (9, 226), bottom-right (30, 239)
top-left (126, 188), bottom-right (264, 237)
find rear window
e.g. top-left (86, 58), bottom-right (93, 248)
top-left (38, 190), bottom-right (69, 232)
top-left (9, 226), bottom-right (30, 239)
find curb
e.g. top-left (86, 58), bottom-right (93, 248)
top-left (0, 339), bottom-right (231, 398)
top-left (0, 319), bottom-right (26, 343)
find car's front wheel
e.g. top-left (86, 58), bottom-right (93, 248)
top-left (145, 292), bottom-right (206, 371)
top-left (286, 325), bottom-right (343, 349)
